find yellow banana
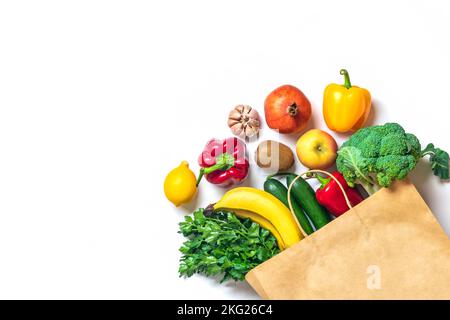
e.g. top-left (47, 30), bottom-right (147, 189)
top-left (233, 209), bottom-right (286, 250)
top-left (214, 187), bottom-right (303, 248)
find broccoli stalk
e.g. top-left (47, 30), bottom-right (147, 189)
top-left (355, 176), bottom-right (381, 196)
top-left (335, 146), bottom-right (382, 195)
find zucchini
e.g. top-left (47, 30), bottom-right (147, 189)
top-left (285, 173), bottom-right (331, 230)
top-left (263, 178), bottom-right (314, 235)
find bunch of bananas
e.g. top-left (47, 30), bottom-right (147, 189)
top-left (212, 187), bottom-right (303, 250)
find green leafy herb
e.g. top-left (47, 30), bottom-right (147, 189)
top-left (421, 143), bottom-right (449, 180)
top-left (178, 208), bottom-right (280, 283)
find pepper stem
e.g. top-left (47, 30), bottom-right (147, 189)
top-left (340, 69), bottom-right (352, 89)
top-left (196, 169), bottom-right (205, 187)
top-left (196, 153), bottom-right (235, 187)
top-left (315, 173), bottom-right (331, 189)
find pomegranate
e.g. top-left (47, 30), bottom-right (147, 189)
top-left (264, 85), bottom-right (312, 134)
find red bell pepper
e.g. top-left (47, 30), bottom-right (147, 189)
top-left (315, 171), bottom-right (363, 217)
top-left (196, 137), bottom-right (249, 188)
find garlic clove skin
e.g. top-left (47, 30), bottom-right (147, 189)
top-left (227, 119), bottom-right (240, 127)
top-left (247, 118), bottom-right (260, 128)
top-left (245, 125), bottom-right (255, 138)
top-left (242, 105), bottom-right (252, 115)
top-left (235, 105), bottom-right (245, 113)
top-left (229, 109), bottom-right (242, 121)
top-left (231, 123), bottom-right (245, 138)
top-left (248, 108), bottom-right (259, 119)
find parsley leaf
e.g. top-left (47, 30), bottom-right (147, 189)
top-left (178, 208), bottom-right (280, 282)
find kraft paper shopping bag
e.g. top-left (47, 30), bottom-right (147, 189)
top-left (246, 180), bottom-right (450, 299)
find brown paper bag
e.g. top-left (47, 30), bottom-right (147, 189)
top-left (246, 180), bottom-right (450, 299)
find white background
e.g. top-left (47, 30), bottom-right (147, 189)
top-left (0, 0), bottom-right (449, 299)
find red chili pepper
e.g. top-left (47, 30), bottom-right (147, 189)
top-left (315, 171), bottom-right (363, 217)
top-left (196, 137), bottom-right (249, 188)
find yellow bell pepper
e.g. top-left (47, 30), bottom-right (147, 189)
top-left (323, 69), bottom-right (371, 133)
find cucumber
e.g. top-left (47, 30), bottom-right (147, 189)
top-left (263, 178), bottom-right (314, 235)
top-left (285, 173), bottom-right (331, 230)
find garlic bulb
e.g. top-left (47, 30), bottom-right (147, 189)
top-left (227, 105), bottom-right (260, 140)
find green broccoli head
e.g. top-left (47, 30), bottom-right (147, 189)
top-left (336, 122), bottom-right (448, 195)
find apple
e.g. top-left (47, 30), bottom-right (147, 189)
top-left (296, 129), bottom-right (338, 169)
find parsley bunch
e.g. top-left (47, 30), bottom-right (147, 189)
top-left (178, 208), bottom-right (280, 282)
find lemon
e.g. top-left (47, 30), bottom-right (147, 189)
top-left (164, 161), bottom-right (197, 207)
